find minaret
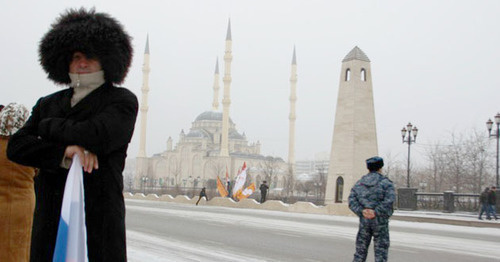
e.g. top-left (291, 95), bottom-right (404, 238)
top-left (137, 35), bottom-right (151, 158)
top-left (324, 46), bottom-right (378, 204)
top-left (136, 36), bottom-right (151, 188)
top-left (288, 47), bottom-right (298, 172)
top-left (220, 20), bottom-right (232, 157)
top-left (212, 57), bottom-right (220, 110)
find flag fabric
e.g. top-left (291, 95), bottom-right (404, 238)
top-left (53, 154), bottom-right (88, 262)
top-left (216, 176), bottom-right (228, 197)
top-left (232, 162), bottom-right (247, 198)
top-left (225, 166), bottom-right (229, 186)
top-left (236, 183), bottom-right (256, 200)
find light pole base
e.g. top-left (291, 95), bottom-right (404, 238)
top-left (397, 188), bottom-right (418, 210)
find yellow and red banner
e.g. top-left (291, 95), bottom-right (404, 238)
top-left (236, 183), bottom-right (255, 200)
top-left (216, 176), bottom-right (228, 197)
top-left (232, 162), bottom-right (247, 198)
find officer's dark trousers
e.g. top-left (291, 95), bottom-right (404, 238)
top-left (353, 217), bottom-right (389, 262)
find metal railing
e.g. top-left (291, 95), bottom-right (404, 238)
top-left (415, 192), bottom-right (480, 212)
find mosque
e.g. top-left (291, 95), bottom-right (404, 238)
top-left (133, 21), bottom-right (292, 192)
top-left (131, 20), bottom-right (379, 205)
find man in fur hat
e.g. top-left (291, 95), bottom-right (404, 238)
top-left (7, 8), bottom-right (137, 261)
top-left (348, 156), bottom-right (395, 262)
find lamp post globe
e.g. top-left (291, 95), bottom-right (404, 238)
top-left (402, 122), bottom-right (418, 188)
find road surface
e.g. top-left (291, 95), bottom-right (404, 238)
top-left (126, 199), bottom-right (500, 261)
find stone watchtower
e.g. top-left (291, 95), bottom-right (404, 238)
top-left (324, 46), bottom-right (378, 204)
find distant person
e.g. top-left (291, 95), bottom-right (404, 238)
top-left (260, 180), bottom-right (269, 203)
top-left (227, 180), bottom-right (232, 197)
top-left (0, 103), bottom-right (36, 261)
top-left (0, 105), bottom-right (4, 111)
top-left (348, 156), bottom-right (395, 262)
top-left (7, 8), bottom-right (137, 261)
top-left (479, 187), bottom-right (491, 220)
top-left (488, 186), bottom-right (498, 220)
top-left (196, 187), bottom-right (208, 205)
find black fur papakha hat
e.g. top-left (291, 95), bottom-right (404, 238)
top-left (366, 156), bottom-right (384, 171)
top-left (39, 8), bottom-right (133, 85)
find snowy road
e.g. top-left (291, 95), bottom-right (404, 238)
top-left (125, 199), bottom-right (500, 261)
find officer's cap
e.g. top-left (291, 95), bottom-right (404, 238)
top-left (366, 156), bottom-right (384, 171)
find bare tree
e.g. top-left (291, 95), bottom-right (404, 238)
top-left (169, 159), bottom-right (183, 195)
top-left (424, 143), bottom-right (447, 192)
top-left (315, 165), bottom-right (327, 200)
top-left (123, 170), bottom-right (134, 192)
top-left (259, 156), bottom-right (284, 188)
top-left (422, 129), bottom-right (495, 193)
top-left (296, 181), bottom-right (315, 201)
top-left (381, 151), bottom-right (399, 181)
top-left (207, 159), bottom-right (227, 179)
top-left (159, 176), bottom-right (169, 194)
top-left (463, 130), bottom-right (491, 193)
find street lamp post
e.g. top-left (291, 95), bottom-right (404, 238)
top-left (141, 176), bottom-right (149, 194)
top-left (401, 122), bottom-right (418, 188)
top-left (486, 113), bottom-right (500, 187)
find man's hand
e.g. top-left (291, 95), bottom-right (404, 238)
top-left (64, 145), bottom-right (99, 173)
top-left (362, 208), bottom-right (376, 219)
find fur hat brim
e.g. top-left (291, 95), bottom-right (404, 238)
top-left (39, 8), bottom-right (133, 85)
top-left (366, 156), bottom-right (384, 171)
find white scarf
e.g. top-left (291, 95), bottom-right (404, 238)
top-left (69, 71), bottom-right (105, 107)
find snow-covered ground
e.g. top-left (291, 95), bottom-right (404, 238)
top-left (125, 200), bottom-right (500, 261)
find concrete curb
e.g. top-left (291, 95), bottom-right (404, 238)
top-left (392, 215), bottom-right (500, 228)
top-left (124, 193), bottom-right (355, 217)
top-left (124, 193), bottom-right (500, 228)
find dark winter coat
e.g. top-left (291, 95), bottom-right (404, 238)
top-left (260, 183), bottom-right (269, 194)
top-left (480, 190), bottom-right (489, 204)
top-left (7, 83), bottom-right (138, 261)
top-left (348, 172), bottom-right (395, 223)
top-left (488, 190), bottom-right (497, 205)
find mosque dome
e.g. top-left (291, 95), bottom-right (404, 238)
top-left (186, 129), bottom-right (211, 138)
top-left (186, 111), bottom-right (244, 140)
top-left (195, 111), bottom-right (234, 123)
top-left (195, 111), bottom-right (221, 121)
top-left (229, 130), bottom-right (245, 139)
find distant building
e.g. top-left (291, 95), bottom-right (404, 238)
top-left (139, 110), bottom-right (287, 190)
top-left (132, 21), bottom-right (289, 192)
top-left (295, 154), bottom-right (329, 176)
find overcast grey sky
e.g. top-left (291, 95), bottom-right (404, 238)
top-left (2, 1), bottom-right (500, 164)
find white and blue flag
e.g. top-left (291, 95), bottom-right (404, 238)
top-left (53, 154), bottom-right (88, 262)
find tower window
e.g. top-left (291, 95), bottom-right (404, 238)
top-left (335, 176), bottom-right (344, 203)
top-left (345, 69), bottom-right (351, 81)
top-left (361, 68), bottom-right (366, 81)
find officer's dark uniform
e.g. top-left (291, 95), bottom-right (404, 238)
top-left (260, 181), bottom-right (269, 203)
top-left (348, 157), bottom-right (395, 262)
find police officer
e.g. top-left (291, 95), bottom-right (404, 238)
top-left (260, 180), bottom-right (269, 203)
top-left (348, 156), bottom-right (395, 262)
